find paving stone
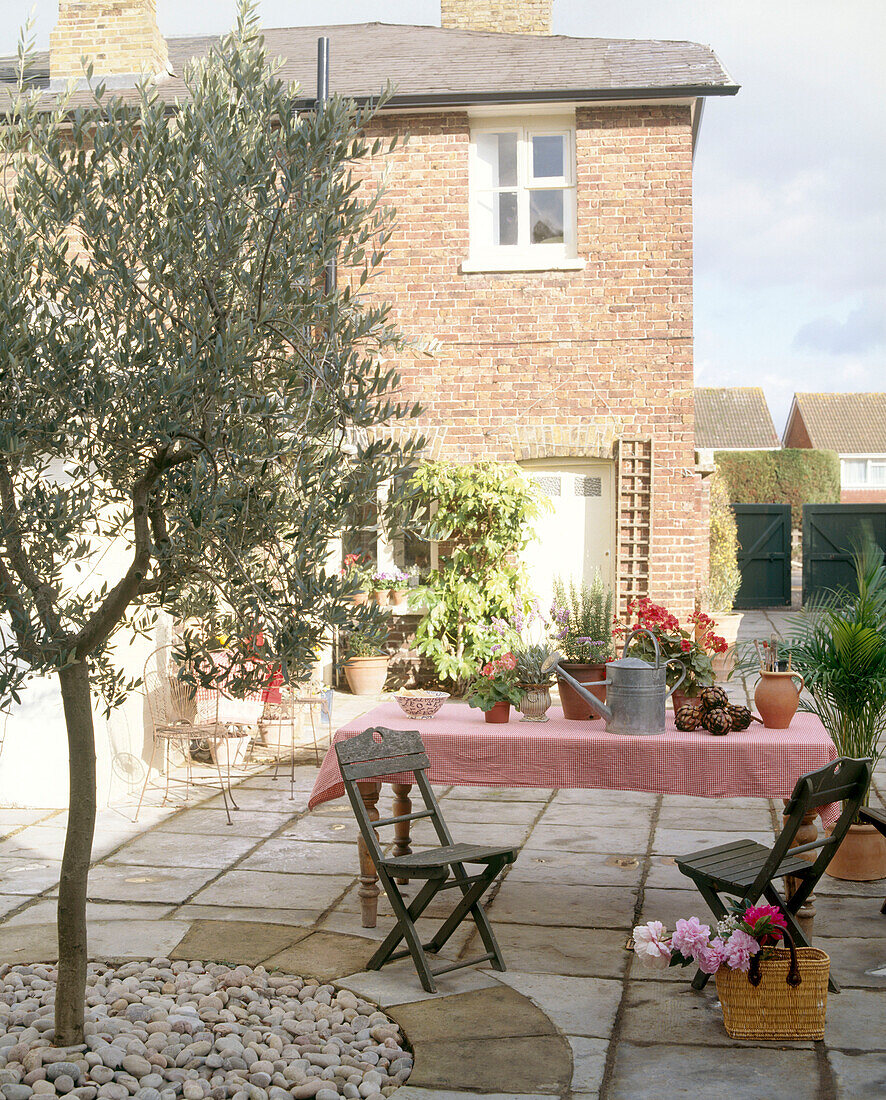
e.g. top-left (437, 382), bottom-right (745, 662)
top-left (427, 799), bottom-right (543, 825)
top-left (493, 972), bottom-right (622, 1038)
top-left (821, 986), bottom-right (886, 1050)
top-left (654, 800), bottom-right (774, 831)
top-left (336, 958), bottom-right (499, 1006)
top-left (567, 1036), bottom-right (608, 1094)
top-left (4, 900), bottom-right (175, 926)
top-left (170, 919), bottom-right (307, 964)
top-left (489, 880), bottom-right (638, 929)
top-left (406, 1036), bottom-right (569, 1095)
top-left (637, 887), bottom-right (713, 928)
top-left (0, 923), bottom-right (58, 962)
top-left (66, 864), bottom-right (218, 904)
top-left (644, 855), bottom-right (696, 890)
top-left (86, 919), bottom-right (191, 959)
top-left (652, 827), bottom-right (774, 858)
top-left (106, 831), bottom-right (257, 869)
top-left (154, 809), bottom-right (302, 838)
top-left (408, 819), bottom-right (534, 848)
top-left (444, 786), bottom-right (551, 802)
top-left (549, 788), bottom-right (657, 808)
top-left (387, 985), bottom-right (555, 1042)
top-left (828, 1050), bottom-right (886, 1099)
top-left (280, 816), bottom-right (361, 843)
top-left (812, 895), bottom-right (886, 939)
top-left (0, 810), bottom-right (57, 830)
top-left (0, 895), bottom-right (30, 919)
top-left (607, 1042), bottom-right (820, 1099)
top-left (316, 910), bottom-right (477, 956)
top-left (240, 839), bottom-right (358, 875)
top-left (527, 822), bottom-right (649, 855)
top-left (173, 903), bottom-right (318, 926)
top-left (190, 869), bottom-right (353, 910)
top-left (486, 924), bottom-right (630, 978)
top-left (506, 848), bottom-right (643, 888)
top-left (392, 1091), bottom-right (557, 1100)
top-left (816, 936), bottom-right (886, 989)
top-left (265, 930), bottom-right (376, 980)
top-left (202, 787), bottom-right (311, 813)
top-left (536, 802), bottom-right (654, 828)
top-left (815, 873), bottom-right (886, 899)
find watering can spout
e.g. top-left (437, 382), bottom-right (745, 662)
top-left (542, 651), bottom-right (612, 723)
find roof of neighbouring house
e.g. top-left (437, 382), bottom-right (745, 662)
top-left (0, 23), bottom-right (738, 108)
top-left (786, 392), bottom-right (886, 454)
top-left (695, 387), bottom-right (780, 450)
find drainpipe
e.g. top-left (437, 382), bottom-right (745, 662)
top-left (316, 36), bottom-right (336, 293)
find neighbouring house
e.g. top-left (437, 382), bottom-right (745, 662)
top-left (783, 393), bottom-right (886, 503)
top-left (694, 387), bottom-right (780, 460)
top-left (0, 0), bottom-right (737, 803)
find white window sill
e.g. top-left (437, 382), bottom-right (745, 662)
top-left (460, 256), bottom-right (586, 274)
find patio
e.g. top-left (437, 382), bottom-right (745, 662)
top-left (0, 616), bottom-right (883, 1099)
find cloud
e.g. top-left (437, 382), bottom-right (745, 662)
top-left (793, 297), bottom-right (886, 355)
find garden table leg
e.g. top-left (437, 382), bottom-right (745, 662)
top-left (357, 781), bottom-right (381, 928)
top-left (392, 782), bottom-right (413, 885)
top-left (783, 801), bottom-right (817, 940)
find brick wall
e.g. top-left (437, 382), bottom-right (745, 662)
top-left (50, 0), bottom-right (169, 82)
top-left (841, 488), bottom-right (886, 504)
top-left (356, 104), bottom-right (705, 617)
top-left (440, 0), bottom-right (552, 34)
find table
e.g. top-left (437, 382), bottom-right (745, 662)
top-left (309, 702), bottom-right (839, 929)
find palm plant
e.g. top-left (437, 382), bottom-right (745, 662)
top-left (789, 538), bottom-right (886, 807)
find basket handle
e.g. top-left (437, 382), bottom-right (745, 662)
top-left (748, 925), bottom-right (801, 988)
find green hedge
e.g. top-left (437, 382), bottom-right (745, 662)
top-left (715, 449), bottom-right (840, 528)
top-left (707, 469), bottom-right (741, 610)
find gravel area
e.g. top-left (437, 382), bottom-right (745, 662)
top-left (0, 961), bottom-right (412, 1100)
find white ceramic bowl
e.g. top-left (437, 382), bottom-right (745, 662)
top-left (394, 691), bottom-right (450, 719)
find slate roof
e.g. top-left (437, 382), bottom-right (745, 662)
top-left (695, 387), bottom-right (780, 450)
top-left (0, 23), bottom-right (738, 109)
top-left (787, 393), bottom-right (886, 454)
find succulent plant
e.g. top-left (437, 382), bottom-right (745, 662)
top-left (514, 643), bottom-right (556, 685)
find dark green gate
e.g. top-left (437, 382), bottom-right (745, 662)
top-left (732, 504), bottom-right (791, 609)
top-left (802, 504), bottom-right (886, 604)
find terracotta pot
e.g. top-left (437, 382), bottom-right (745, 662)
top-left (372, 589), bottom-right (390, 607)
top-left (557, 662), bottom-right (607, 721)
top-left (388, 588), bottom-right (409, 609)
top-left (754, 670), bottom-right (805, 729)
top-left (350, 592), bottom-right (369, 606)
top-left (484, 701), bottom-right (511, 724)
top-left (519, 684), bottom-right (552, 722)
top-left (671, 688), bottom-right (698, 714)
top-left (344, 655), bottom-right (389, 695)
top-left (825, 822), bottom-right (886, 881)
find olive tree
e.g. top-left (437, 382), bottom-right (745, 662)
top-left (0, 6), bottom-right (419, 1042)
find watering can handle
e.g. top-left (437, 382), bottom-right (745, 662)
top-left (622, 627), bottom-right (661, 667)
top-left (664, 658), bottom-right (687, 699)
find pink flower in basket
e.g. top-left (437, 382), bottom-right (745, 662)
top-left (722, 929), bottom-right (761, 973)
top-left (670, 916), bottom-right (711, 959)
top-left (632, 921), bottom-right (672, 969)
top-left (694, 937), bottom-right (726, 975)
top-left (742, 904), bottom-right (787, 946)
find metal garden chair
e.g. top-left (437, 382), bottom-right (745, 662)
top-left (676, 756), bottom-right (871, 994)
top-left (336, 726), bottom-right (519, 993)
top-left (858, 803), bottom-right (886, 914)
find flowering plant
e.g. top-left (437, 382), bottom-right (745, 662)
top-left (372, 569), bottom-right (400, 588)
top-left (340, 553), bottom-right (372, 591)
top-left (386, 567), bottom-right (410, 588)
top-left (632, 903), bottom-right (787, 976)
top-left (619, 598), bottom-right (728, 696)
top-left (551, 574), bottom-right (615, 662)
top-left (466, 651), bottom-right (524, 712)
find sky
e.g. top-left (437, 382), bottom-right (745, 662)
top-left (1, 0), bottom-right (884, 435)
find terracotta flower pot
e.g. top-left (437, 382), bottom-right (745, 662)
top-left (388, 588), bottom-right (409, 609)
top-left (557, 662), bottom-right (607, 721)
top-left (671, 688), bottom-right (699, 715)
top-left (825, 822), bottom-right (886, 882)
top-left (344, 655), bottom-right (389, 695)
top-left (372, 589), bottom-right (390, 607)
top-left (754, 670), bottom-right (805, 729)
top-left (350, 592), bottom-right (369, 606)
top-left (484, 701), bottom-right (511, 724)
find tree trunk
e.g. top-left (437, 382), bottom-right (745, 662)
top-left (55, 660), bottom-right (97, 1046)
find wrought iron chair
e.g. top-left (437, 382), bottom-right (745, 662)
top-left (858, 804), bottom-right (886, 914)
top-left (136, 645), bottom-right (264, 824)
top-left (337, 726), bottom-right (519, 993)
top-left (676, 756), bottom-right (872, 994)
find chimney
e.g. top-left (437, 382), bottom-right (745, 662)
top-left (50, 0), bottom-right (170, 86)
top-left (440, 1), bottom-right (552, 35)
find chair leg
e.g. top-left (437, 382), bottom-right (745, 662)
top-left (426, 859), bottom-right (509, 971)
top-left (368, 876), bottom-right (442, 972)
top-left (688, 879), bottom-right (733, 991)
top-left (369, 870), bottom-right (441, 993)
top-left (763, 882), bottom-right (841, 994)
top-left (134, 738), bottom-right (159, 823)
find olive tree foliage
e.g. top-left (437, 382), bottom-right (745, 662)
top-left (0, 6), bottom-right (420, 1042)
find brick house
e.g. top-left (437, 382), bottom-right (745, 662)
top-left (783, 392), bottom-right (886, 504)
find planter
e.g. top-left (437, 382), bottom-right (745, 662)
top-left (388, 588), bottom-right (409, 609)
top-left (671, 688), bottom-right (701, 715)
top-left (344, 655), bottom-right (389, 695)
top-left (350, 592), bottom-right (370, 606)
top-left (372, 589), bottom-right (390, 607)
top-left (755, 670), bottom-right (805, 729)
top-left (558, 662), bottom-right (607, 721)
top-left (209, 734), bottom-right (251, 769)
top-left (519, 684), bottom-right (552, 722)
top-left (824, 821), bottom-right (886, 882)
top-left (484, 701), bottom-right (511, 724)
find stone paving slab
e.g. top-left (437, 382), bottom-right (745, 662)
top-left (393, 1091), bottom-right (558, 1100)
top-left (444, 786), bottom-right (551, 802)
top-left (64, 862), bottom-right (219, 903)
top-left (816, 936), bottom-right (886, 989)
top-left (809, 895), bottom-right (886, 938)
top-left (170, 918), bottom-right (307, 964)
top-left (0, 919), bottom-right (190, 962)
top-left (567, 1037), bottom-right (608, 1095)
top-left (387, 984), bottom-right (556, 1042)
top-left (405, 1035), bottom-right (569, 1095)
top-left (654, 800), bottom-right (774, 831)
top-left (105, 830), bottom-right (258, 868)
top-left (490, 880), bottom-right (638, 929)
top-left (190, 868), bottom-right (353, 909)
top-left (482, 924), bottom-right (631, 979)
top-left (536, 802), bottom-right (655, 828)
top-left (337, 959), bottom-right (500, 1006)
top-left (0, 857), bottom-right (61, 894)
top-left (651, 827), bottom-right (774, 857)
top-left (153, 808), bottom-right (302, 836)
top-left (527, 822), bottom-right (651, 855)
top-left (265, 930), bottom-right (377, 980)
top-left (240, 838), bottom-right (359, 874)
top-left (494, 972), bottom-right (623, 1039)
top-left (820, 986), bottom-right (886, 1050)
top-left (506, 848), bottom-right (644, 888)
top-left (429, 798), bottom-right (546, 825)
top-left (173, 902), bottom-right (319, 926)
top-left (827, 1050), bottom-right (886, 1099)
top-left (4, 899), bottom-right (175, 925)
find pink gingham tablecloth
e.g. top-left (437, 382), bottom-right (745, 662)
top-left (308, 702), bottom-right (840, 829)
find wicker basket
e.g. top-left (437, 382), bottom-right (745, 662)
top-left (715, 937), bottom-right (830, 1041)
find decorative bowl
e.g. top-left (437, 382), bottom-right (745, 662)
top-left (394, 691), bottom-right (450, 719)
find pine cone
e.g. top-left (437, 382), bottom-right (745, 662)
top-left (675, 704), bottom-right (700, 732)
top-left (728, 704), bottom-right (753, 731)
top-left (699, 686), bottom-right (728, 712)
top-left (702, 707), bottom-right (731, 735)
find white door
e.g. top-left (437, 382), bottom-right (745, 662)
top-left (521, 460), bottom-right (616, 611)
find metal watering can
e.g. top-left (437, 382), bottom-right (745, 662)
top-left (543, 628), bottom-right (686, 735)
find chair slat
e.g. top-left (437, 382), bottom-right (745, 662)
top-left (374, 809), bottom-right (435, 828)
top-left (341, 752), bottom-right (431, 781)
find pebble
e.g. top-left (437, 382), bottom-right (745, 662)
top-left (0, 966), bottom-right (409, 1100)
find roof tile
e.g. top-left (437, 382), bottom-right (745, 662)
top-left (695, 387), bottom-right (779, 450)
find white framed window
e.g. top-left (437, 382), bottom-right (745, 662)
top-left (466, 119), bottom-right (581, 272)
top-left (840, 456), bottom-right (886, 488)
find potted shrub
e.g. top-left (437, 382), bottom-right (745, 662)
top-left (343, 625), bottom-right (390, 695)
top-left (621, 598), bottom-right (727, 713)
top-left (551, 575), bottom-right (615, 720)
top-left (387, 567), bottom-right (411, 609)
top-left (466, 651), bottom-right (523, 723)
top-left (371, 570), bottom-right (394, 607)
top-left (341, 553), bottom-right (371, 605)
top-left (788, 540), bottom-right (886, 880)
top-left (514, 643), bottom-right (556, 722)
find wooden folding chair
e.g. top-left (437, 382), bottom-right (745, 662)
top-left (336, 726), bottom-right (519, 993)
top-left (676, 756), bottom-right (872, 995)
top-left (858, 804), bottom-right (886, 914)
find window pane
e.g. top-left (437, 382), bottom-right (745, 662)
top-left (532, 135), bottom-right (564, 179)
top-left (870, 462), bottom-right (886, 486)
top-left (476, 131), bottom-right (518, 188)
top-left (842, 460), bottom-right (867, 485)
top-left (497, 191), bottom-right (518, 246)
top-left (529, 189), bottom-right (564, 244)
top-left (497, 132), bottom-right (518, 187)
